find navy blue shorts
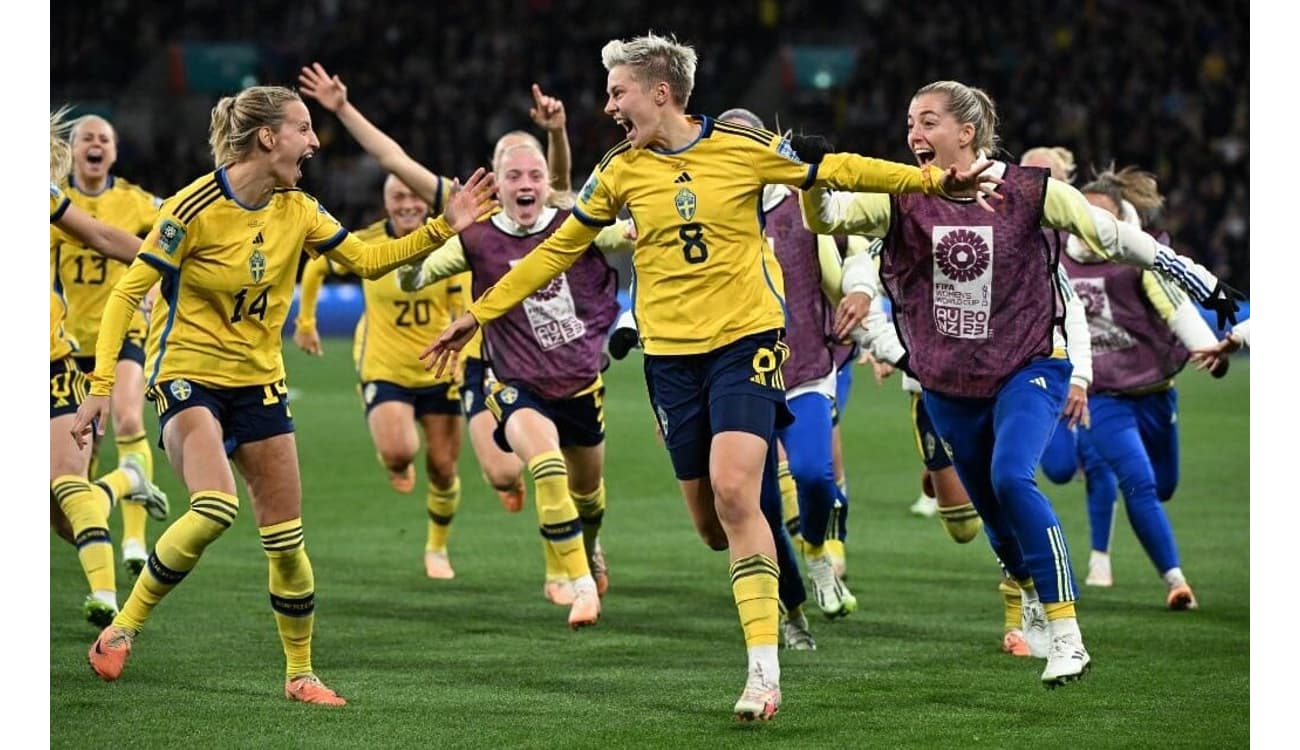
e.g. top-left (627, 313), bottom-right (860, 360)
top-left (73, 332), bottom-right (146, 373)
top-left (460, 357), bottom-right (491, 421)
top-left (148, 378), bottom-right (294, 455)
top-left (361, 380), bottom-right (460, 417)
top-left (50, 357), bottom-right (90, 419)
top-left (644, 329), bottom-right (793, 481)
top-left (911, 392), bottom-right (953, 471)
top-left (485, 381), bottom-right (605, 453)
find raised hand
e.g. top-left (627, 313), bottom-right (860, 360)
top-left (941, 158), bottom-right (1004, 212)
top-left (298, 62), bottom-right (349, 113)
top-left (442, 168), bottom-right (499, 231)
top-left (70, 393), bottom-right (110, 450)
top-left (529, 84), bottom-right (567, 132)
top-left (421, 312), bottom-right (481, 378)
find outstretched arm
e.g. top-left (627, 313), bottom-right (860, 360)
top-left (321, 169), bottom-right (498, 279)
top-left (1044, 179), bottom-right (1242, 326)
top-left (395, 238), bottom-right (470, 292)
top-left (299, 62), bottom-right (444, 205)
top-left (530, 83), bottom-right (572, 193)
top-left (420, 215), bottom-right (601, 377)
top-left (54, 203), bottom-right (142, 263)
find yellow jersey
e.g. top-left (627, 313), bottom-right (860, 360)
top-left (50, 184), bottom-right (75, 361)
top-left (304, 219), bottom-right (471, 387)
top-left (468, 117), bottom-right (945, 355)
top-left (90, 168), bottom-right (459, 396)
top-left (52, 175), bottom-right (159, 352)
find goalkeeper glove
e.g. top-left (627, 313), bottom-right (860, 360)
top-left (789, 133), bottom-right (834, 165)
top-left (1203, 281), bottom-right (1246, 330)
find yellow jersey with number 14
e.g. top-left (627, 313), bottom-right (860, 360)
top-left (140, 168), bottom-right (346, 388)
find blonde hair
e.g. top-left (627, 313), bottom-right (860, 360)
top-left (208, 86), bottom-right (302, 167)
top-left (914, 80), bottom-right (1000, 157)
top-left (493, 140), bottom-right (574, 209)
top-left (70, 114), bottom-right (117, 146)
top-left (492, 131), bottom-right (545, 172)
top-left (1081, 164), bottom-right (1164, 225)
top-left (1021, 146), bottom-right (1076, 182)
top-left (50, 107), bottom-right (77, 183)
top-left (601, 32), bottom-right (697, 107)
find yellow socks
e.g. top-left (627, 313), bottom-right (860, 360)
top-left (999, 577), bottom-right (1022, 631)
top-left (94, 467), bottom-right (135, 506)
top-left (571, 480), bottom-right (606, 561)
top-left (425, 477), bottom-right (461, 553)
top-left (116, 432), bottom-right (153, 479)
top-left (52, 475), bottom-right (115, 594)
top-left (116, 433), bottom-right (153, 546)
top-left (261, 518), bottom-right (315, 678)
top-left (527, 451), bottom-right (589, 580)
top-left (116, 491), bottom-right (238, 633)
top-left (938, 502), bottom-right (983, 544)
top-left (730, 554), bottom-right (780, 648)
top-left (1045, 601), bottom-right (1078, 621)
top-left (777, 461), bottom-right (803, 554)
top-left (542, 537), bottom-right (566, 582)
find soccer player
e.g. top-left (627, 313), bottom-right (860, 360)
top-left (399, 141), bottom-right (630, 628)
top-left (856, 253), bottom-right (1091, 658)
top-left (802, 80), bottom-right (1241, 687)
top-left (300, 62), bottom-right (598, 598)
top-left (71, 85), bottom-right (497, 706)
top-left (424, 34), bottom-right (1000, 721)
top-left (296, 62), bottom-right (581, 602)
top-left (54, 114), bottom-right (165, 577)
top-left (1050, 165), bottom-right (1225, 608)
top-left (50, 112), bottom-right (168, 627)
top-left (294, 173), bottom-right (471, 580)
top-left (716, 106), bottom-right (866, 621)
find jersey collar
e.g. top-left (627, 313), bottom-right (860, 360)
top-left (68, 173), bottom-right (115, 196)
top-left (648, 115), bottom-right (712, 156)
top-left (491, 205), bottom-right (558, 236)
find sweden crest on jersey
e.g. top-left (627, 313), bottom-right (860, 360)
top-left (249, 249), bottom-right (267, 283)
top-left (674, 187), bottom-right (697, 221)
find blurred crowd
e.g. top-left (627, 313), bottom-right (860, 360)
top-left (52, 0), bottom-right (1247, 291)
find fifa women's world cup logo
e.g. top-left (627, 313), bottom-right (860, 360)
top-left (1073, 281), bottom-right (1105, 318)
top-left (931, 226), bottom-right (993, 339)
top-left (934, 228), bottom-right (991, 282)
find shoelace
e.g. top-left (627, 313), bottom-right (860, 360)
top-left (103, 629), bottom-right (133, 649)
top-left (809, 559), bottom-right (839, 594)
top-left (1049, 635), bottom-right (1084, 659)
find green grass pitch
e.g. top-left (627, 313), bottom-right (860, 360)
top-left (50, 343), bottom-right (1249, 748)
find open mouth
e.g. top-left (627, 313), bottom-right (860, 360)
top-left (914, 148), bottom-right (935, 166)
top-left (296, 151), bottom-right (314, 176)
top-left (614, 115), bottom-right (635, 141)
top-left (86, 150), bottom-right (104, 166)
top-left (516, 194), bottom-right (537, 207)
